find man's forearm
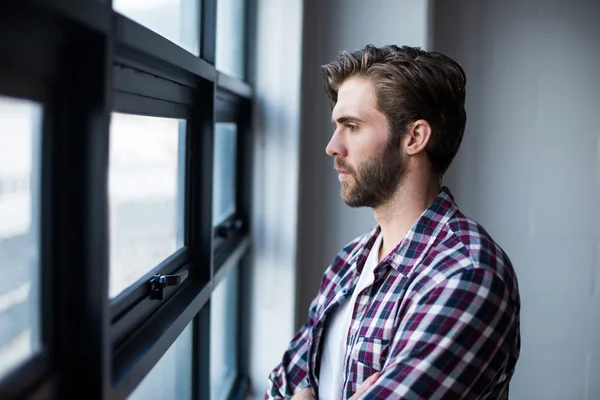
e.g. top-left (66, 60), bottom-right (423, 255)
top-left (290, 388), bottom-right (316, 400)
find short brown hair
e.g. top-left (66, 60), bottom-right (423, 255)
top-left (322, 44), bottom-right (467, 176)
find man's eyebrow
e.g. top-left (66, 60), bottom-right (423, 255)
top-left (331, 115), bottom-right (365, 124)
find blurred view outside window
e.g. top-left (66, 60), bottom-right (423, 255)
top-left (129, 322), bottom-right (193, 399)
top-left (216, 0), bottom-right (245, 78)
top-left (212, 122), bottom-right (237, 227)
top-left (0, 95), bottom-right (42, 378)
top-left (113, 0), bottom-right (200, 56)
top-left (210, 264), bottom-right (239, 400)
top-left (109, 113), bottom-right (186, 298)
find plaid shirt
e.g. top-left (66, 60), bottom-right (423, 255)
top-left (266, 187), bottom-right (520, 399)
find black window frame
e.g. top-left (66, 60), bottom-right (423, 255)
top-left (0, 0), bottom-right (255, 399)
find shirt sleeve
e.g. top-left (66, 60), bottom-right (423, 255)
top-left (358, 268), bottom-right (520, 399)
top-left (265, 292), bottom-right (318, 400)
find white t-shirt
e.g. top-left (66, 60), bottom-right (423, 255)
top-left (318, 234), bottom-right (383, 400)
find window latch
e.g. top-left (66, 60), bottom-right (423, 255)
top-left (149, 270), bottom-right (189, 301)
top-left (216, 218), bottom-right (244, 238)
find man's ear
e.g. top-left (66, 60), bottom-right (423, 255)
top-left (404, 119), bottom-right (433, 156)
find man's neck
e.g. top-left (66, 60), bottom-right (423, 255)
top-left (374, 175), bottom-right (441, 262)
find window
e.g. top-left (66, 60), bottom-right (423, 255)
top-left (216, 0), bottom-right (246, 78)
top-left (210, 263), bottom-right (239, 400)
top-left (0, 1), bottom-right (254, 399)
top-left (113, 0), bottom-right (201, 55)
top-left (212, 91), bottom-right (249, 266)
top-left (208, 92), bottom-right (251, 399)
top-left (109, 113), bottom-right (186, 298)
top-left (212, 122), bottom-right (237, 227)
top-left (129, 323), bottom-right (193, 400)
top-left (0, 96), bottom-right (42, 379)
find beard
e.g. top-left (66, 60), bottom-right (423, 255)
top-left (334, 137), bottom-right (406, 209)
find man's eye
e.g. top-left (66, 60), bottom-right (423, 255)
top-left (346, 124), bottom-right (358, 132)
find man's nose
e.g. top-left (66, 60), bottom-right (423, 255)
top-left (326, 131), bottom-right (346, 158)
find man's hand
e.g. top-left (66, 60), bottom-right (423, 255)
top-left (349, 372), bottom-right (380, 400)
top-left (291, 388), bottom-right (316, 400)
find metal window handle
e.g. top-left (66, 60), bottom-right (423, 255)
top-left (216, 218), bottom-right (244, 238)
top-left (149, 270), bottom-right (189, 301)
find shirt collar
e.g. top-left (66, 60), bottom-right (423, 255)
top-left (354, 186), bottom-right (458, 276)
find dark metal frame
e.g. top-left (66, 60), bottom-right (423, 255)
top-left (0, 0), bottom-right (255, 399)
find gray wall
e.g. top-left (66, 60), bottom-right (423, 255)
top-left (432, 1), bottom-right (600, 398)
top-left (296, 0), bottom-right (430, 329)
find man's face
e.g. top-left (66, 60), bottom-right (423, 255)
top-left (326, 76), bottom-right (406, 208)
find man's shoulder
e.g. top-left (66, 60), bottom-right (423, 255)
top-left (424, 211), bottom-right (518, 292)
top-left (338, 232), bottom-right (371, 260)
top-left (447, 211), bottom-right (511, 266)
top-left (322, 230), bottom-right (373, 278)
top-left (311, 232), bottom-right (371, 309)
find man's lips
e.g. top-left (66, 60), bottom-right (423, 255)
top-left (336, 169), bottom-right (350, 178)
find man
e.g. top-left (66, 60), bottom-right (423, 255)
top-left (266, 45), bottom-right (520, 400)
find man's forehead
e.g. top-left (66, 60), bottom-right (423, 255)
top-left (332, 77), bottom-right (378, 119)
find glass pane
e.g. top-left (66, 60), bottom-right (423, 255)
top-left (0, 96), bottom-right (42, 378)
top-left (109, 113), bottom-right (186, 298)
top-left (216, 0), bottom-right (246, 78)
top-left (114, 0), bottom-right (200, 56)
top-left (129, 322), bottom-right (193, 400)
top-left (212, 123), bottom-right (237, 227)
top-left (210, 264), bottom-right (239, 400)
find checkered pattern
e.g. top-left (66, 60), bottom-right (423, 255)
top-left (266, 187), bottom-right (520, 399)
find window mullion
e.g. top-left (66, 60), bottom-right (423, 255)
top-left (201, 0), bottom-right (217, 65)
top-left (52, 16), bottom-right (113, 400)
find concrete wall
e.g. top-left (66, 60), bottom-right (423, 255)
top-left (431, 1), bottom-right (600, 398)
